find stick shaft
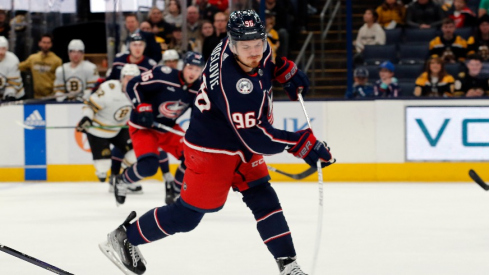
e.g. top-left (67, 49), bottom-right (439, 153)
top-left (0, 244), bottom-right (74, 275)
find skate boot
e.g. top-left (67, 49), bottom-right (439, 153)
top-left (277, 257), bottom-right (308, 275)
top-left (96, 171), bottom-right (107, 183)
top-left (109, 174), bottom-right (116, 193)
top-left (165, 180), bottom-right (180, 205)
top-left (110, 174), bottom-right (142, 194)
top-left (99, 211), bottom-right (147, 274)
top-left (114, 175), bottom-right (128, 205)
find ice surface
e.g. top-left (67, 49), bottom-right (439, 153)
top-left (0, 181), bottom-right (488, 275)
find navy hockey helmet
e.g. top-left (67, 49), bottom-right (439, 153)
top-left (129, 33), bottom-right (146, 43)
top-left (183, 51), bottom-right (205, 67)
top-left (227, 10), bottom-right (266, 42)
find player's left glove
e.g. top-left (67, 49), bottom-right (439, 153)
top-left (274, 56), bottom-right (310, 101)
top-left (288, 129), bottom-right (335, 168)
top-left (76, 116), bottom-right (92, 132)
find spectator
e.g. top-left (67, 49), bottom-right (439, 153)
top-left (414, 56), bottom-right (455, 97)
top-left (123, 14), bottom-right (163, 63)
top-left (376, 0), bottom-right (406, 29)
top-left (195, 20), bottom-right (214, 54)
top-left (53, 39), bottom-right (99, 102)
top-left (202, 12), bottom-right (227, 61)
top-left (374, 61), bottom-right (399, 97)
top-left (355, 9), bottom-right (386, 54)
top-left (454, 54), bottom-right (489, 97)
top-left (140, 21), bottom-right (152, 33)
top-left (0, 36), bottom-right (23, 101)
top-left (148, 7), bottom-right (175, 43)
top-left (253, 0), bottom-right (292, 56)
top-left (447, 0), bottom-right (477, 28)
top-left (480, 0), bottom-right (489, 17)
top-left (345, 68), bottom-right (374, 99)
top-left (197, 0), bottom-right (221, 23)
top-left (433, 0), bottom-right (453, 11)
top-left (18, 34), bottom-right (61, 99)
top-left (0, 10), bottom-right (10, 39)
top-left (429, 18), bottom-right (468, 63)
top-left (161, 49), bottom-right (183, 70)
top-left (467, 14), bottom-right (489, 61)
top-left (164, 0), bottom-right (183, 27)
top-left (168, 27), bottom-right (185, 55)
top-left (265, 10), bottom-right (280, 63)
top-left (141, 21), bottom-right (169, 55)
top-left (406, 0), bottom-right (445, 29)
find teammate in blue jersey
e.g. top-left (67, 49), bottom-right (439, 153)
top-left (111, 51), bottom-right (204, 206)
top-left (104, 33), bottom-right (174, 194)
top-left (100, 10), bottom-right (334, 275)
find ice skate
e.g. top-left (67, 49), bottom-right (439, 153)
top-left (109, 175), bottom-right (142, 194)
top-left (277, 257), bottom-right (308, 275)
top-left (165, 180), bottom-right (180, 205)
top-left (99, 211), bottom-right (146, 274)
top-left (114, 175), bottom-right (128, 205)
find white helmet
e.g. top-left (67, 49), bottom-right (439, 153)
top-left (163, 49), bottom-right (179, 62)
top-left (68, 39), bottom-right (85, 52)
top-left (121, 64), bottom-right (140, 78)
top-left (0, 36), bottom-right (8, 49)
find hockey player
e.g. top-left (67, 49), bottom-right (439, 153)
top-left (112, 51), bottom-right (204, 206)
top-left (0, 36), bottom-right (23, 100)
top-left (76, 64), bottom-right (141, 192)
top-left (99, 10), bottom-right (334, 275)
top-left (105, 34), bottom-right (157, 81)
top-left (53, 39), bottom-right (99, 102)
top-left (160, 49), bottom-right (183, 70)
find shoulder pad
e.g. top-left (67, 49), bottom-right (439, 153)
top-left (148, 59), bottom-right (157, 66)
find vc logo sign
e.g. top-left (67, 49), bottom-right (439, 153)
top-left (283, 118), bottom-right (314, 131)
top-left (416, 118), bottom-right (489, 147)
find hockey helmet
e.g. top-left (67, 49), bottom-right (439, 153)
top-left (129, 33), bottom-right (146, 43)
top-left (121, 64), bottom-right (140, 78)
top-left (227, 10), bottom-right (266, 42)
top-left (0, 36), bottom-right (8, 49)
top-left (183, 51), bottom-right (205, 67)
top-left (163, 49), bottom-right (180, 62)
top-left (68, 39), bottom-right (85, 52)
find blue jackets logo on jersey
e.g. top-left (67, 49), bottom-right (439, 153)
top-left (236, 78), bottom-right (253, 94)
top-left (158, 100), bottom-right (188, 119)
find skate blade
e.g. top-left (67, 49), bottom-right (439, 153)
top-left (98, 241), bottom-right (138, 275)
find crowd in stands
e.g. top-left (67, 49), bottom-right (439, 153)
top-left (348, 0), bottom-right (489, 98)
top-left (0, 0), bottom-right (317, 102)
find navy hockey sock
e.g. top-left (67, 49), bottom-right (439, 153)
top-left (111, 147), bottom-right (124, 175)
top-left (241, 182), bottom-right (296, 259)
top-left (126, 199), bottom-right (204, 245)
top-left (158, 151), bottom-right (170, 174)
top-left (121, 154), bottom-right (159, 183)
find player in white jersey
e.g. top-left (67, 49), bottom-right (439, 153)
top-left (76, 64), bottom-right (140, 192)
top-left (54, 39), bottom-right (99, 102)
top-left (0, 36), bottom-right (23, 100)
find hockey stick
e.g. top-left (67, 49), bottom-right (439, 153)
top-left (0, 243), bottom-right (74, 275)
top-left (152, 122), bottom-right (185, 136)
top-left (297, 92), bottom-right (323, 275)
top-left (15, 120), bottom-right (128, 130)
top-left (469, 169), bottom-right (489, 191)
top-left (267, 165), bottom-right (317, 180)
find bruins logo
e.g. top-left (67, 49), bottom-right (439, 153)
top-left (101, 148), bottom-right (111, 157)
top-left (114, 105), bottom-right (132, 122)
top-left (65, 77), bottom-right (84, 93)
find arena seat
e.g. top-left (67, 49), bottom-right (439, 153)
top-left (395, 64), bottom-right (424, 82)
top-left (398, 81), bottom-right (416, 97)
top-left (445, 63), bottom-right (463, 77)
top-left (404, 28), bottom-right (438, 44)
top-left (363, 44), bottom-right (397, 65)
top-left (454, 27), bottom-right (473, 40)
top-left (399, 44), bottom-right (429, 64)
top-left (385, 28), bottom-right (402, 45)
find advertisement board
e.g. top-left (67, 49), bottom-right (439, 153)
top-left (406, 106), bottom-right (489, 161)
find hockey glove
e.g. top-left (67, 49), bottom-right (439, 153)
top-left (135, 103), bottom-right (154, 128)
top-left (76, 116), bottom-right (92, 132)
top-left (288, 129), bottom-right (335, 168)
top-left (274, 56), bottom-right (310, 101)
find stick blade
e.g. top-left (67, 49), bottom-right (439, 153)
top-left (469, 169), bottom-right (489, 191)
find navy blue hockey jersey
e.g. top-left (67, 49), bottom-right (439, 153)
top-left (184, 37), bottom-right (302, 162)
top-left (106, 53), bottom-right (157, 81)
top-left (125, 65), bottom-right (200, 131)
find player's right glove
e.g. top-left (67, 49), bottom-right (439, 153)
top-left (274, 56), bottom-right (310, 101)
top-left (134, 103), bottom-right (154, 128)
top-left (287, 129), bottom-right (335, 168)
top-left (76, 116), bottom-right (92, 132)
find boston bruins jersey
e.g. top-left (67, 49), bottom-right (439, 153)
top-left (82, 80), bottom-right (132, 138)
top-left (54, 60), bottom-right (99, 99)
top-left (0, 51), bottom-right (24, 99)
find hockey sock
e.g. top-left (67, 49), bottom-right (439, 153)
top-left (241, 182), bottom-right (296, 258)
top-left (126, 199), bottom-right (204, 245)
top-left (110, 147), bottom-right (124, 175)
top-left (173, 158), bottom-right (186, 193)
top-left (121, 154), bottom-right (159, 183)
top-left (158, 150), bottom-right (170, 174)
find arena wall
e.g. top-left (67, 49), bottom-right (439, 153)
top-left (1, 99), bottom-right (488, 182)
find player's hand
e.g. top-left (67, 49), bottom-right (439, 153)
top-left (135, 103), bottom-right (154, 128)
top-left (287, 129), bottom-right (335, 168)
top-left (76, 116), bottom-right (92, 132)
top-left (274, 56), bottom-right (310, 101)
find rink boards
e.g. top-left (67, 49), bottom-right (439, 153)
top-left (1, 99), bottom-right (489, 182)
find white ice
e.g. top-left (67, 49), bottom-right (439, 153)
top-left (1, 181), bottom-right (488, 275)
